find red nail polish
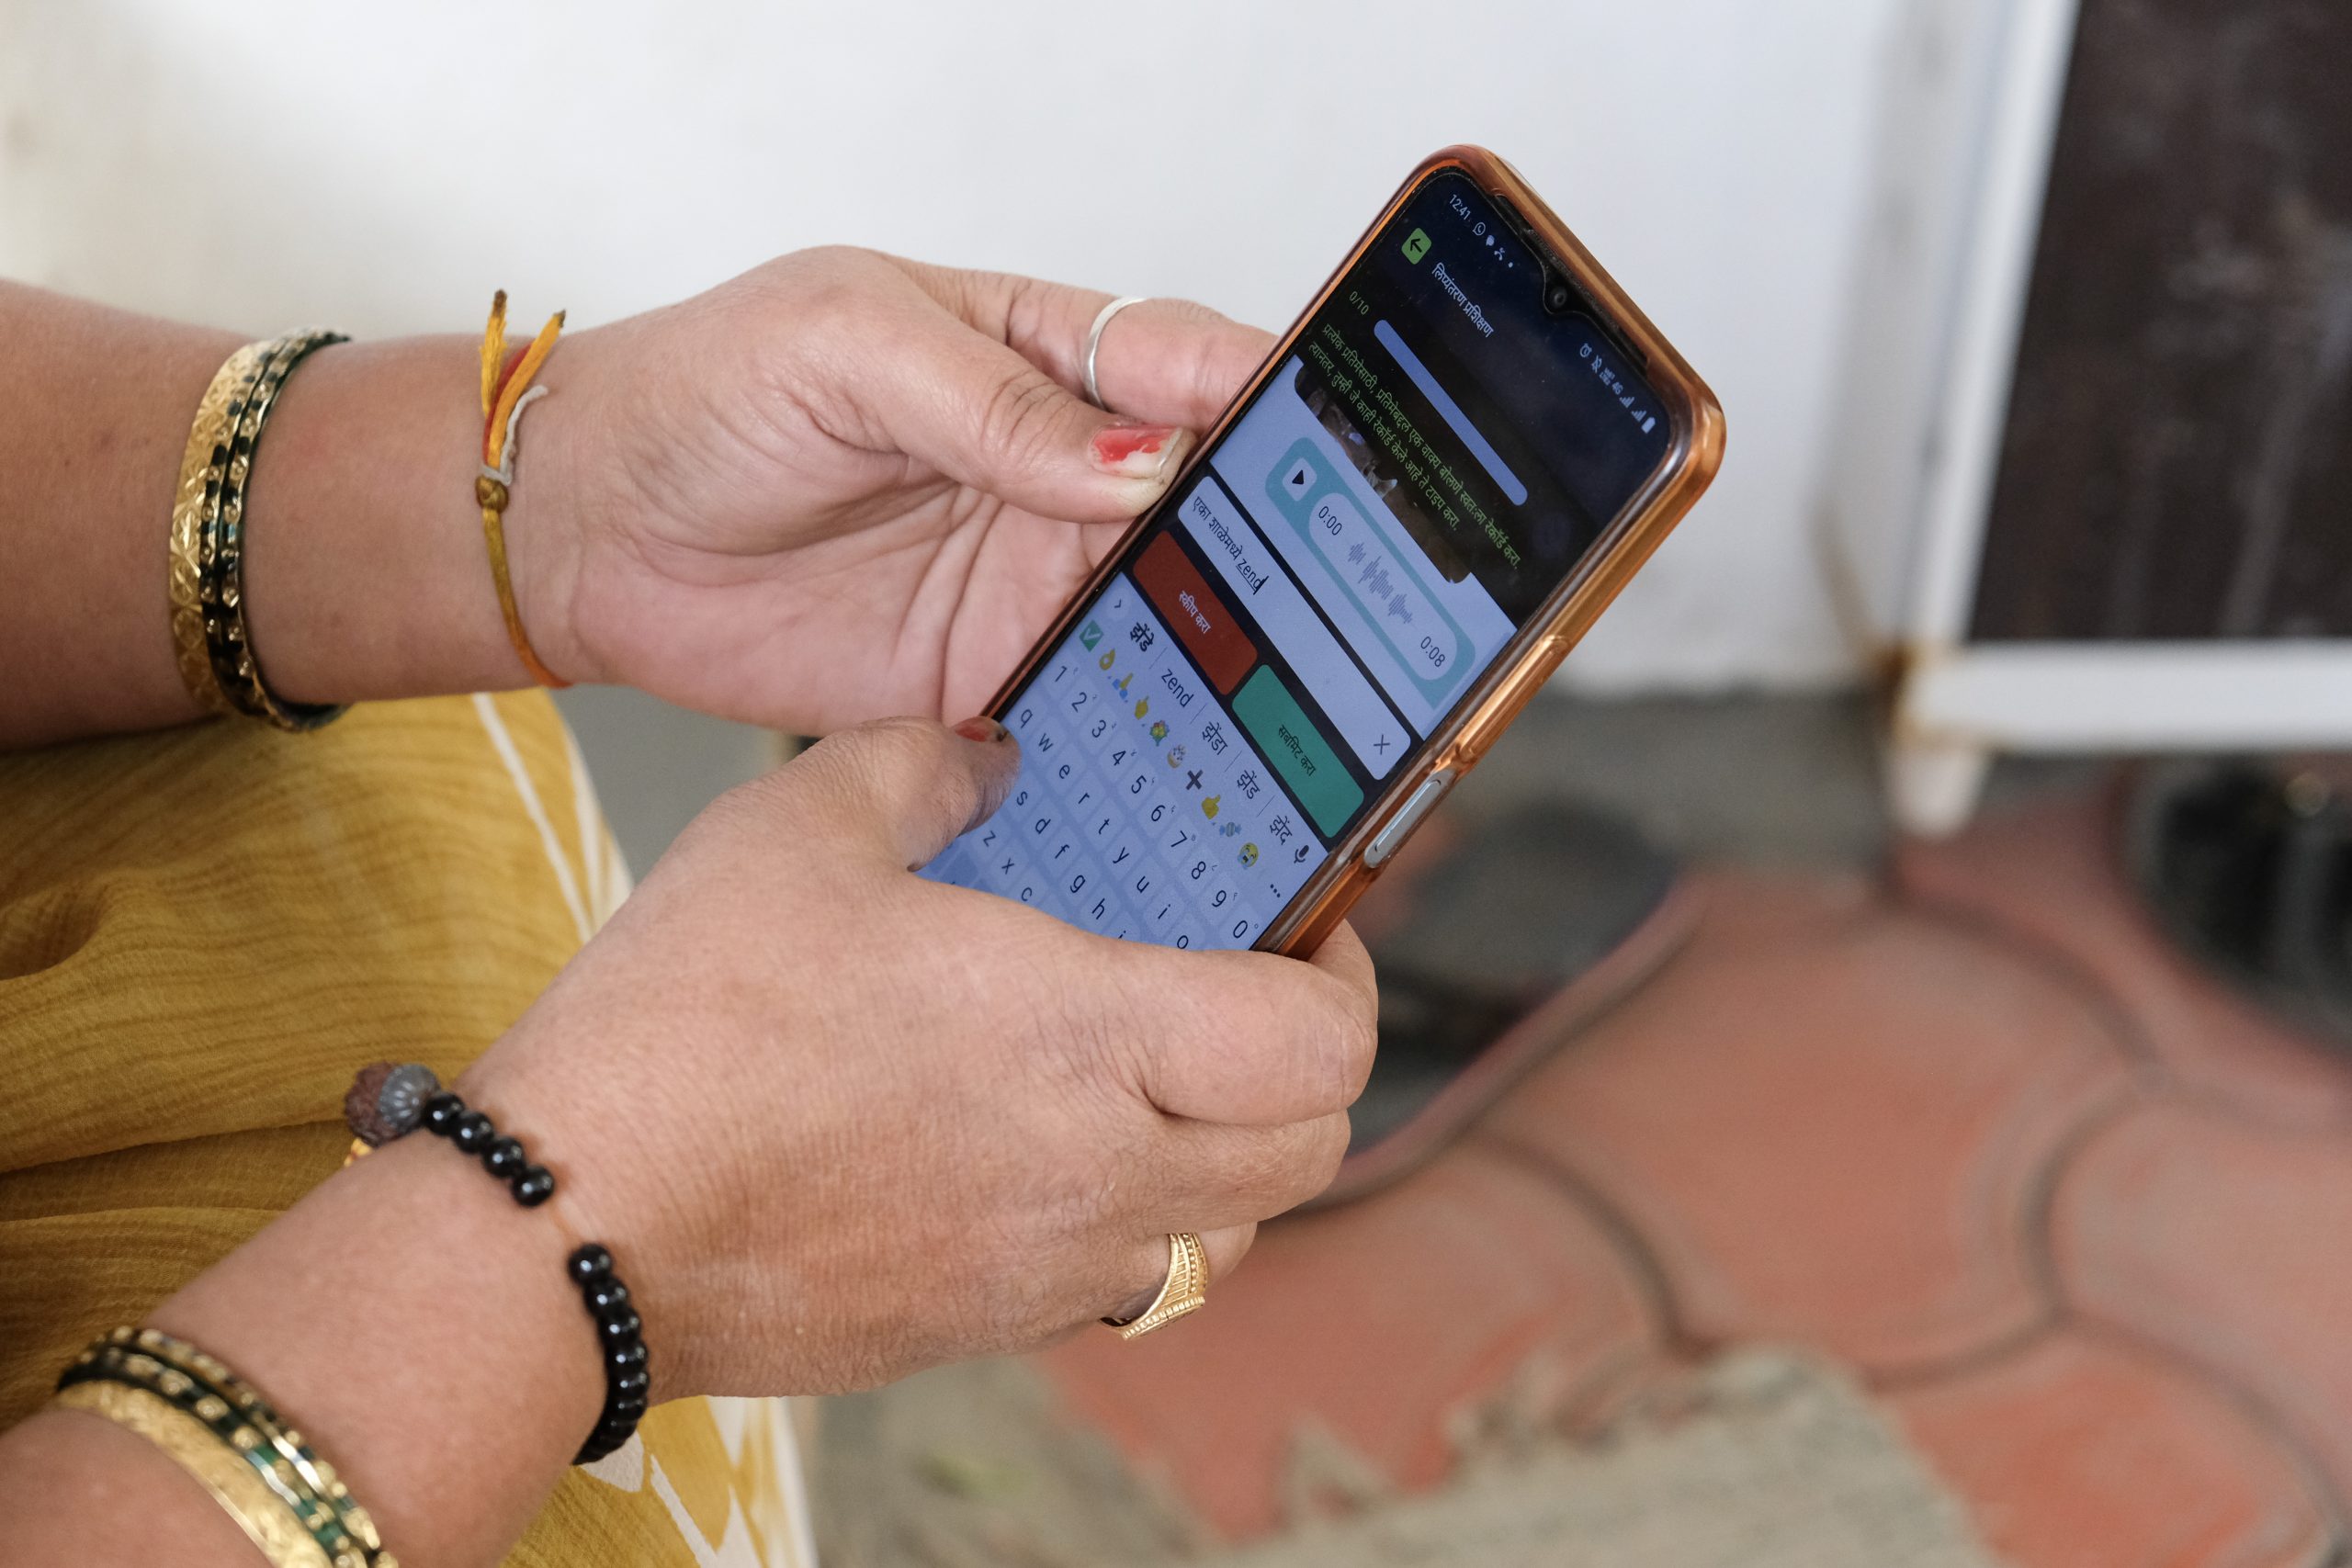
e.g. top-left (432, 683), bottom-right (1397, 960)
top-left (952, 716), bottom-right (1008, 743)
top-left (1091, 423), bottom-right (1192, 479)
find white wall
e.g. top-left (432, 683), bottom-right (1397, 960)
top-left (0, 0), bottom-right (1902, 692)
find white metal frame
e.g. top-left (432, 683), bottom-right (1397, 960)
top-left (1824, 0), bottom-right (2352, 836)
top-left (1901, 0), bottom-right (2083, 663)
top-left (1899, 642), bottom-right (2352, 823)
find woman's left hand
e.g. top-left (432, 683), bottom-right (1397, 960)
top-left (519, 249), bottom-right (1272, 733)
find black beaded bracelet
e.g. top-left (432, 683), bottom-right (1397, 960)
top-left (419, 1088), bottom-right (557, 1207)
top-left (345, 1063), bottom-right (650, 1465)
top-left (568, 1244), bottom-right (651, 1463)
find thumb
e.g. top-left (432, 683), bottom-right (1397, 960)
top-left (865, 298), bottom-right (1197, 525)
top-left (786, 716), bottom-right (1022, 871)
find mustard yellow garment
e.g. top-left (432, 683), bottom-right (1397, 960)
top-left (0, 692), bottom-right (812, 1567)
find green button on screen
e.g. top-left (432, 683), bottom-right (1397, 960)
top-left (1232, 667), bottom-right (1363, 839)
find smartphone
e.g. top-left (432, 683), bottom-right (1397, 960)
top-left (922, 146), bottom-right (1724, 957)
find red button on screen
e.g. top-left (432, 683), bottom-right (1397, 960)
top-left (1134, 532), bottom-right (1257, 694)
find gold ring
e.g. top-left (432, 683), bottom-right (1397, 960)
top-left (1102, 1232), bottom-right (1209, 1340)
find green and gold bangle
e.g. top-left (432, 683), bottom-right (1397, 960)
top-left (169, 341), bottom-right (269, 717)
top-left (56, 1328), bottom-right (394, 1568)
top-left (53, 1380), bottom-right (334, 1568)
top-left (185, 328), bottom-right (349, 732)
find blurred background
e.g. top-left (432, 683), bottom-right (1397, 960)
top-left (8, 1), bottom-right (2350, 1563)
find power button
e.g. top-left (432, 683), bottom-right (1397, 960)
top-left (1362, 770), bottom-right (1456, 869)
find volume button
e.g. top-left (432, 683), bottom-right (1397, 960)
top-left (1363, 770), bottom-right (1456, 869)
top-left (1453, 636), bottom-right (1567, 763)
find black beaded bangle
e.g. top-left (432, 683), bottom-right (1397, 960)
top-left (345, 1063), bottom-right (648, 1464)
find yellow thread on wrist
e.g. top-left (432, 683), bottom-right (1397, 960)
top-left (478, 290), bottom-right (571, 689)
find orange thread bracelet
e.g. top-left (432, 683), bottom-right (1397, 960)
top-left (477, 290), bottom-right (570, 689)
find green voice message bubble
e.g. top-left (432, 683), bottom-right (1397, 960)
top-left (1264, 438), bottom-right (1471, 701)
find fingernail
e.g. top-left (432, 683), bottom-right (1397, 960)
top-left (952, 716), bottom-right (1009, 744)
top-left (1090, 423), bottom-right (1194, 482)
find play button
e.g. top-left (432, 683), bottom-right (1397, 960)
top-left (1283, 457), bottom-right (1317, 499)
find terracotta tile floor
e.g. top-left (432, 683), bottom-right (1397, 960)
top-left (1036, 784), bottom-right (2352, 1566)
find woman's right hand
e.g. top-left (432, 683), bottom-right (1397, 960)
top-left (458, 716), bottom-right (1377, 1399)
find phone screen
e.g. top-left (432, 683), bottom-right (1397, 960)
top-left (922, 170), bottom-right (1672, 950)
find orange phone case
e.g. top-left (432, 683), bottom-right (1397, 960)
top-left (981, 144), bottom-right (1725, 956)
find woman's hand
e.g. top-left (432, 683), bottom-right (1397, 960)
top-left (0, 258), bottom-right (1261, 746)
top-left (25, 716), bottom-right (1370, 1567)
top-left (522, 250), bottom-right (1274, 733)
top-left (459, 715), bottom-right (1375, 1396)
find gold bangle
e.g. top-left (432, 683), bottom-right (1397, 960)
top-left (55, 1380), bottom-right (334, 1568)
top-left (59, 1328), bottom-right (396, 1568)
top-left (170, 343), bottom-right (271, 717)
top-left (197, 330), bottom-right (350, 732)
top-left (126, 1329), bottom-right (390, 1567)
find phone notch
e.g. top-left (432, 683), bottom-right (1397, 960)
top-left (1487, 190), bottom-right (1648, 371)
